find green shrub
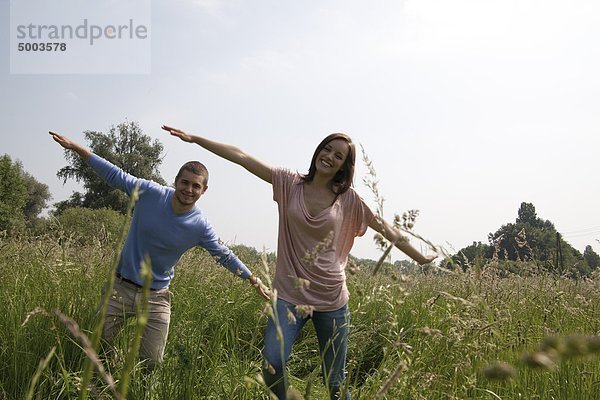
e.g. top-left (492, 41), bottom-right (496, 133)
top-left (53, 207), bottom-right (127, 246)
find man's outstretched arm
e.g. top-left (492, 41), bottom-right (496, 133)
top-left (50, 130), bottom-right (142, 195)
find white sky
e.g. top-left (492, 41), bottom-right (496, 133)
top-left (2, 0), bottom-right (599, 261)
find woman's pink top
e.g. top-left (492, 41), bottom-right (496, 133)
top-left (272, 168), bottom-right (375, 311)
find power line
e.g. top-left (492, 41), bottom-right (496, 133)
top-left (562, 231), bottom-right (600, 239)
top-left (562, 225), bottom-right (600, 235)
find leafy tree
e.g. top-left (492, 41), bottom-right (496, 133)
top-left (515, 202), bottom-right (555, 230)
top-left (55, 121), bottom-right (165, 214)
top-left (17, 164), bottom-right (51, 223)
top-left (583, 245), bottom-right (600, 270)
top-left (516, 202), bottom-right (537, 226)
top-left (0, 154), bottom-right (27, 232)
top-left (488, 223), bottom-right (554, 263)
top-left (54, 207), bottom-right (127, 246)
top-left (450, 241), bottom-right (492, 271)
top-left (488, 221), bottom-right (582, 272)
top-left (452, 202), bottom-right (585, 275)
top-left (394, 259), bottom-right (419, 272)
top-left (487, 203), bottom-right (576, 269)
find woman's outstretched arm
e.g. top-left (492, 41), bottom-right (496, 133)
top-left (162, 125), bottom-right (273, 184)
top-left (369, 216), bottom-right (437, 265)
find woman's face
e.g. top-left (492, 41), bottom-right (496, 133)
top-left (314, 138), bottom-right (350, 177)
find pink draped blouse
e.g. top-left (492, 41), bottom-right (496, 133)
top-left (272, 168), bottom-right (375, 311)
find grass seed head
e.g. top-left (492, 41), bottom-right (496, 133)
top-left (521, 351), bottom-right (557, 370)
top-left (292, 277), bottom-right (310, 290)
top-left (262, 303), bottom-right (274, 319)
top-left (588, 335), bottom-right (600, 354)
top-left (287, 308), bottom-right (297, 325)
top-left (287, 386), bottom-right (304, 400)
top-left (419, 327), bottom-right (443, 337)
top-left (295, 304), bottom-right (314, 318)
top-left (563, 335), bottom-right (591, 357)
top-left (263, 360), bottom-right (276, 375)
top-left (540, 335), bottom-right (565, 355)
top-left (482, 361), bottom-right (516, 380)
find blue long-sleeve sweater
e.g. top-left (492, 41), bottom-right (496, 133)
top-left (88, 154), bottom-right (252, 289)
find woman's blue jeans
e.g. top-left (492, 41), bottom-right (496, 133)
top-left (262, 298), bottom-right (351, 400)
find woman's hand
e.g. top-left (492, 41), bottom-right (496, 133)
top-left (419, 254), bottom-right (438, 265)
top-left (161, 125), bottom-right (194, 143)
top-left (162, 124), bottom-right (273, 184)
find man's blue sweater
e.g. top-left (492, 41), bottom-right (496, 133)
top-left (88, 154), bottom-right (251, 289)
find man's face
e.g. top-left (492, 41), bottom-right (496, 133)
top-left (173, 170), bottom-right (207, 208)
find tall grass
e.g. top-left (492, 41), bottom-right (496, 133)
top-left (4, 147), bottom-right (598, 398)
top-left (1, 228), bottom-right (599, 399)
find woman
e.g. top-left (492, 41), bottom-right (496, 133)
top-left (161, 125), bottom-right (436, 399)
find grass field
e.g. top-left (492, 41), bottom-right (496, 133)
top-left (1, 232), bottom-right (599, 399)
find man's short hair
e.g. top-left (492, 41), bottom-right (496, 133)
top-left (175, 161), bottom-right (209, 185)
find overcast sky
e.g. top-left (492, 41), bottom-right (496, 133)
top-left (2, 0), bottom-right (599, 261)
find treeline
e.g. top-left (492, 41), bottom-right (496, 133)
top-left (446, 202), bottom-right (599, 277)
top-left (1, 120), bottom-right (598, 278)
top-left (0, 121), bottom-right (163, 239)
top-left (0, 154), bottom-right (51, 233)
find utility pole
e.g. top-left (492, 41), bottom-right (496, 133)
top-left (556, 232), bottom-right (564, 274)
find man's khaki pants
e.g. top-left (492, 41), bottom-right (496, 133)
top-left (101, 278), bottom-right (172, 368)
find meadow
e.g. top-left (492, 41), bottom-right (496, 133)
top-left (1, 229), bottom-right (599, 400)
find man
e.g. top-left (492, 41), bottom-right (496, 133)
top-left (49, 131), bottom-right (269, 368)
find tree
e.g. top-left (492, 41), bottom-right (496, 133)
top-left (450, 241), bottom-right (492, 271)
top-left (17, 164), bottom-right (51, 223)
top-left (583, 245), bottom-right (600, 270)
top-left (0, 155), bottom-right (52, 232)
top-left (515, 202), bottom-right (555, 230)
top-left (516, 202), bottom-right (538, 226)
top-left (488, 220), bottom-right (582, 272)
top-left (55, 121), bottom-right (166, 214)
top-left (54, 207), bottom-right (127, 246)
top-left (449, 202), bottom-right (584, 275)
top-left (0, 154), bottom-right (27, 232)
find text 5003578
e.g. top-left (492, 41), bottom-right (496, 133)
top-left (18, 42), bottom-right (67, 51)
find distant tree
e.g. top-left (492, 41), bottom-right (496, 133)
top-left (393, 259), bottom-right (417, 270)
top-left (55, 121), bottom-right (165, 214)
top-left (583, 245), bottom-right (600, 270)
top-left (448, 202), bottom-right (586, 274)
top-left (0, 154), bottom-right (27, 232)
top-left (17, 164), bottom-right (51, 223)
top-left (515, 202), bottom-right (555, 230)
top-left (393, 259), bottom-right (420, 274)
top-left (451, 241), bottom-right (492, 271)
top-left (347, 254), bottom-right (396, 274)
top-left (516, 202), bottom-right (538, 226)
top-left (54, 207), bottom-right (127, 246)
top-left (488, 222), bottom-right (582, 272)
top-left (230, 244), bottom-right (277, 267)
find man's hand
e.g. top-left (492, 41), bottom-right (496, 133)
top-left (248, 275), bottom-right (271, 300)
top-left (49, 131), bottom-right (91, 159)
top-left (161, 125), bottom-right (194, 143)
top-left (255, 283), bottom-right (271, 301)
top-left (49, 131), bottom-right (76, 149)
